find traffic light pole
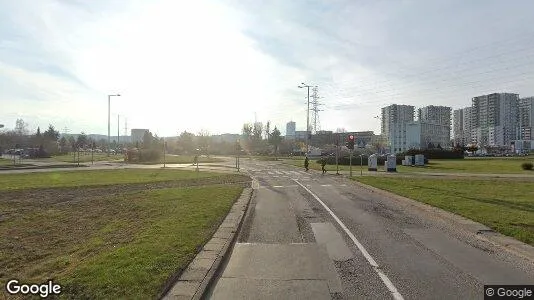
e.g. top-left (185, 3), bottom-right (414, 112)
top-left (349, 149), bottom-right (353, 177)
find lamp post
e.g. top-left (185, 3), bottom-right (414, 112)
top-left (298, 83), bottom-right (313, 156)
top-left (108, 94), bottom-right (120, 156)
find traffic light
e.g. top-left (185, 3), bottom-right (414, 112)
top-left (346, 135), bottom-right (355, 150)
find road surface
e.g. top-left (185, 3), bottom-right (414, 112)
top-left (206, 159), bottom-right (534, 299)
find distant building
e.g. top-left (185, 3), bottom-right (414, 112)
top-left (131, 129), bottom-right (149, 144)
top-left (471, 93), bottom-right (519, 147)
top-left (406, 121), bottom-right (452, 150)
top-left (294, 131), bottom-right (308, 142)
top-left (381, 104), bottom-right (415, 153)
top-left (417, 105), bottom-right (452, 126)
top-left (286, 121), bottom-right (296, 139)
top-left (310, 130), bottom-right (334, 146)
top-left (519, 96), bottom-right (534, 140)
top-left (453, 107), bottom-right (472, 146)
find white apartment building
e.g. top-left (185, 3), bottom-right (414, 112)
top-left (418, 105), bottom-right (452, 127)
top-left (285, 121), bottom-right (296, 139)
top-left (406, 121), bottom-right (451, 150)
top-left (471, 93), bottom-right (519, 147)
top-left (381, 104), bottom-right (415, 153)
top-left (131, 129), bottom-right (149, 144)
top-left (519, 97), bottom-right (534, 140)
top-left (453, 107), bottom-right (472, 146)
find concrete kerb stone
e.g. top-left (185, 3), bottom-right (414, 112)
top-left (161, 187), bottom-right (253, 300)
top-left (350, 179), bottom-right (534, 263)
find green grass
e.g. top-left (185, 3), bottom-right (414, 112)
top-left (0, 169), bottom-right (227, 191)
top-left (397, 158), bottom-right (534, 174)
top-left (0, 184), bottom-right (244, 299)
top-left (356, 176), bottom-right (534, 246)
top-left (138, 154), bottom-right (223, 165)
top-left (52, 153), bottom-right (123, 163)
top-left (283, 157), bottom-right (534, 174)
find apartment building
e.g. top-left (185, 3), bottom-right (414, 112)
top-left (471, 93), bottom-right (519, 146)
top-left (453, 107), bottom-right (472, 146)
top-left (381, 104), bottom-right (415, 153)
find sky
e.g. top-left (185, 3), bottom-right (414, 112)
top-left (1, 0), bottom-right (533, 136)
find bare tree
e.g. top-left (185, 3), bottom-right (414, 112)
top-left (265, 121), bottom-right (271, 141)
top-left (15, 119), bottom-right (28, 136)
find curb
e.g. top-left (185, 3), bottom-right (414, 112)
top-left (161, 187), bottom-right (254, 300)
top-left (350, 179), bottom-right (534, 263)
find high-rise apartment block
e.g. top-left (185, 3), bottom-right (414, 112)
top-left (471, 93), bottom-right (519, 147)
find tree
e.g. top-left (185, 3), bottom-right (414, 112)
top-left (142, 131), bottom-right (153, 149)
top-left (252, 122), bottom-right (263, 141)
top-left (36, 127), bottom-right (41, 137)
top-left (269, 127), bottom-right (283, 160)
top-left (467, 144), bottom-right (478, 153)
top-left (177, 131), bottom-right (196, 154)
top-left (197, 129), bottom-right (211, 155)
top-left (77, 132), bottom-right (88, 149)
top-left (43, 124), bottom-right (60, 142)
top-left (68, 136), bottom-right (76, 152)
top-left (242, 123), bottom-right (253, 139)
top-left (436, 143), bottom-right (442, 149)
top-left (15, 119), bottom-right (28, 135)
top-left (265, 121), bottom-right (271, 141)
top-left (59, 136), bottom-right (67, 153)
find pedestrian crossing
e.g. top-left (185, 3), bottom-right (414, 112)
top-left (249, 169), bottom-right (311, 180)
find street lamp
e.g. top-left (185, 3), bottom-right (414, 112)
top-left (108, 94), bottom-right (120, 156)
top-left (298, 83), bottom-right (313, 156)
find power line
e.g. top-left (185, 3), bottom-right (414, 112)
top-left (310, 86), bottom-right (324, 133)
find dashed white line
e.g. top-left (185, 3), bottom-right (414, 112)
top-left (293, 179), bottom-right (404, 300)
top-left (320, 184), bottom-right (332, 187)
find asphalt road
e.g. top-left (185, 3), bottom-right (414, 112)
top-left (206, 159), bottom-right (534, 300)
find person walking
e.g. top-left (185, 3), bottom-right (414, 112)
top-left (304, 156), bottom-right (309, 171)
top-left (321, 156), bottom-right (327, 174)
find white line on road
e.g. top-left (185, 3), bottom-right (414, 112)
top-left (320, 184), bottom-right (332, 187)
top-left (293, 179), bottom-right (404, 300)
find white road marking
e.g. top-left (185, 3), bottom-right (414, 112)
top-left (320, 184), bottom-right (332, 187)
top-left (273, 185), bottom-right (284, 188)
top-left (340, 184), bottom-right (347, 187)
top-left (293, 179), bottom-right (404, 300)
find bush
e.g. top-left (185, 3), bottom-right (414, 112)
top-left (398, 149), bottom-right (464, 159)
top-left (138, 149), bottom-right (161, 162)
top-left (521, 162), bottom-right (533, 170)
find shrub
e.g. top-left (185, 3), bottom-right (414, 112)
top-left (138, 149), bottom-right (161, 162)
top-left (399, 149), bottom-right (464, 159)
top-left (521, 162), bottom-right (533, 170)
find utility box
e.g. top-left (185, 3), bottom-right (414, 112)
top-left (386, 155), bottom-right (397, 172)
top-left (368, 154), bottom-right (378, 171)
top-left (415, 154), bottom-right (425, 166)
top-left (405, 156), bottom-right (413, 166)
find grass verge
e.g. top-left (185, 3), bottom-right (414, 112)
top-left (137, 155), bottom-right (223, 165)
top-left (283, 157), bottom-right (534, 174)
top-left (1, 184), bottom-right (244, 299)
top-left (0, 169), bottom-right (230, 191)
top-left (52, 153), bottom-right (123, 163)
top-left (355, 176), bottom-right (534, 246)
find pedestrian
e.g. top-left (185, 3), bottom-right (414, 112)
top-left (321, 156), bottom-right (327, 174)
top-left (304, 156), bottom-right (309, 171)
